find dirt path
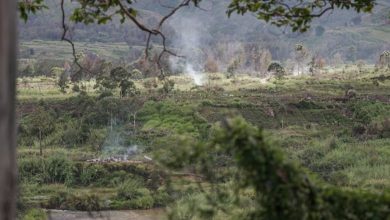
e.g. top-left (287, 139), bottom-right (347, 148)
top-left (47, 209), bottom-right (164, 220)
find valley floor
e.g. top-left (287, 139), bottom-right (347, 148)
top-left (17, 69), bottom-right (390, 219)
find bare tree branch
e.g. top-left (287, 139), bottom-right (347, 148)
top-left (60, 0), bottom-right (83, 71)
top-left (158, 0), bottom-right (190, 29)
top-left (117, 0), bottom-right (192, 76)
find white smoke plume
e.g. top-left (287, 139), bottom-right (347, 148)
top-left (168, 9), bottom-right (208, 86)
top-left (101, 126), bottom-right (139, 160)
top-left (185, 64), bottom-right (204, 86)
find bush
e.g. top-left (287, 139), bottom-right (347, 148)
top-left (350, 101), bottom-right (390, 124)
top-left (83, 97), bottom-right (132, 127)
top-left (381, 118), bottom-right (390, 138)
top-left (138, 101), bottom-right (208, 137)
top-left (117, 179), bottom-right (144, 200)
top-left (352, 123), bottom-right (366, 137)
top-left (131, 68), bottom-right (144, 79)
top-left (129, 192), bottom-right (154, 209)
top-left (367, 118), bottom-right (390, 138)
top-left (268, 62), bottom-right (286, 79)
top-left (161, 79), bottom-right (175, 94)
top-left (22, 208), bottom-right (47, 220)
top-left (97, 90), bottom-right (113, 99)
top-left (66, 163), bottom-right (109, 187)
top-left (106, 170), bottom-right (135, 187)
top-left (293, 99), bottom-right (323, 109)
top-left (44, 155), bottom-right (74, 184)
top-left (19, 155), bottom-right (74, 184)
top-left (59, 121), bottom-right (89, 147)
top-left (153, 190), bottom-right (172, 207)
top-left (87, 128), bottom-right (107, 151)
top-left (72, 84), bottom-right (81, 93)
top-left (47, 191), bottom-right (101, 211)
top-left (115, 179), bottom-right (155, 209)
top-left (226, 59), bottom-right (240, 78)
top-left (79, 164), bottom-right (108, 186)
top-left (18, 158), bottom-right (45, 183)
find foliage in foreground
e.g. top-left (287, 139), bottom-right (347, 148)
top-left (162, 117), bottom-right (390, 220)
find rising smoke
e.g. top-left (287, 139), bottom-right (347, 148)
top-left (168, 9), bottom-right (209, 86)
top-left (100, 126), bottom-right (139, 160)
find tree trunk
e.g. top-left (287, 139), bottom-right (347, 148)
top-left (0, 0), bottom-right (17, 219)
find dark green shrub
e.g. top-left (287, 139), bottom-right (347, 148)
top-left (352, 123), bottom-right (366, 137)
top-left (367, 118), bottom-right (390, 138)
top-left (106, 170), bottom-right (136, 187)
top-left (18, 158), bottom-right (45, 183)
top-left (83, 97), bottom-right (132, 127)
top-left (44, 155), bottom-right (74, 184)
top-left (21, 208), bottom-right (47, 220)
top-left (47, 191), bottom-right (101, 211)
top-left (68, 194), bottom-right (102, 211)
top-left (57, 71), bottom-right (69, 93)
top-left (328, 171), bottom-right (349, 186)
top-left (19, 105), bottom-right (56, 155)
top-left (293, 99), bottom-right (323, 109)
top-left (97, 90), bottom-right (113, 99)
top-left (138, 101), bottom-right (208, 138)
top-left (65, 163), bottom-right (109, 187)
top-left (46, 191), bottom-right (70, 209)
top-left (111, 194), bottom-right (154, 210)
top-left (80, 164), bottom-right (108, 186)
top-left (153, 190), bottom-right (172, 207)
top-left (117, 179), bottom-right (144, 200)
top-left (86, 128), bottom-right (107, 151)
top-left (161, 79), bottom-right (175, 94)
top-left (381, 118), bottom-right (390, 138)
top-left (130, 68), bottom-right (143, 80)
top-left (114, 179), bottom-right (155, 209)
top-left (129, 192), bottom-right (154, 209)
top-left (72, 84), bottom-right (81, 93)
top-left (321, 188), bottom-right (390, 219)
top-left (349, 101), bottom-right (390, 124)
top-left (59, 121), bottom-right (89, 147)
top-left (109, 200), bottom-right (132, 210)
top-left (268, 62), bottom-right (286, 79)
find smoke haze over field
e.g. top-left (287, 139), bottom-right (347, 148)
top-left (168, 12), bottom-right (209, 85)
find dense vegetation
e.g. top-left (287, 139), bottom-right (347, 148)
top-left (16, 66), bottom-right (390, 219)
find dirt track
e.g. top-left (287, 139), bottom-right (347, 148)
top-left (47, 209), bottom-right (164, 220)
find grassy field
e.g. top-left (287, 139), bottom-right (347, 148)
top-left (16, 68), bottom-right (390, 219)
top-left (19, 40), bottom-right (134, 61)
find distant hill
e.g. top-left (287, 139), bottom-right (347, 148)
top-left (18, 0), bottom-right (390, 64)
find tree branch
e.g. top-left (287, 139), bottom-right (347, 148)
top-left (60, 0), bottom-right (88, 75)
top-left (117, 0), bottom-right (192, 76)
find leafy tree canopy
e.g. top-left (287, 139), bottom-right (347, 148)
top-left (227, 0), bottom-right (376, 32)
top-left (19, 0), bottom-right (377, 32)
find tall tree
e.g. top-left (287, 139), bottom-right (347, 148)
top-left (22, 106), bottom-right (56, 156)
top-left (0, 0), bottom-right (17, 219)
